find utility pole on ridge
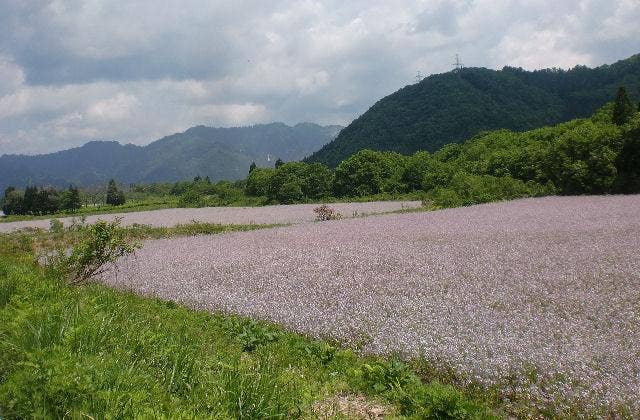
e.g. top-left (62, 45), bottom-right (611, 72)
top-left (452, 54), bottom-right (463, 72)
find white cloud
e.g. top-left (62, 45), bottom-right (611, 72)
top-left (87, 93), bottom-right (140, 122)
top-left (0, 56), bottom-right (25, 97)
top-left (0, 0), bottom-right (638, 155)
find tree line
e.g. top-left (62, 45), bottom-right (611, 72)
top-left (2, 179), bottom-right (126, 216)
top-left (246, 87), bottom-right (639, 207)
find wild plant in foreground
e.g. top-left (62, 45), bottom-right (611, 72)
top-left (49, 218), bottom-right (140, 285)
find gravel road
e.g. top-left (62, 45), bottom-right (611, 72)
top-left (0, 200), bottom-right (421, 232)
top-left (102, 195), bottom-right (640, 414)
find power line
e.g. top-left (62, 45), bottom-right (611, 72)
top-left (452, 54), bottom-right (463, 72)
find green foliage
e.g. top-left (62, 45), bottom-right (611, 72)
top-left (303, 341), bottom-right (337, 365)
top-left (22, 186), bottom-right (38, 214)
top-left (547, 121), bottom-right (622, 194)
top-left (2, 187), bottom-right (23, 216)
top-left (353, 359), bottom-right (418, 394)
top-left (245, 167), bottom-right (275, 197)
top-left (613, 86), bottom-right (635, 125)
top-left (49, 219), bottom-right (64, 234)
top-left (275, 162), bottom-right (329, 201)
top-left (233, 319), bottom-right (281, 352)
top-left (333, 150), bottom-right (408, 196)
top-left (276, 179), bottom-right (304, 204)
top-left (616, 115), bottom-right (640, 193)
top-left (105, 179), bottom-right (126, 206)
top-left (176, 178), bottom-right (251, 207)
top-left (2, 185), bottom-right (80, 216)
top-left (59, 185), bottom-right (81, 212)
top-left (307, 54), bottom-right (640, 167)
top-left (49, 219), bottom-right (140, 285)
top-left (426, 173), bottom-right (551, 208)
top-left (410, 381), bottom-right (492, 419)
top-left (351, 359), bottom-right (494, 419)
top-left (251, 162), bottom-right (333, 204)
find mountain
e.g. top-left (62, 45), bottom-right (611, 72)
top-left (307, 54), bottom-right (640, 167)
top-left (0, 122), bottom-right (342, 191)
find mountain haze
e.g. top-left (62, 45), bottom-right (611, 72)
top-left (0, 123), bottom-right (341, 191)
top-left (307, 54), bottom-right (640, 167)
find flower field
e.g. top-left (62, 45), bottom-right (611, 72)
top-left (102, 195), bottom-right (640, 415)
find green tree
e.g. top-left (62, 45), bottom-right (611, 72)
top-left (274, 158), bottom-right (284, 169)
top-left (333, 150), bottom-right (407, 197)
top-left (22, 186), bottom-right (38, 214)
top-left (245, 168), bottom-right (275, 196)
top-left (616, 117), bottom-right (640, 193)
top-left (2, 187), bottom-right (24, 215)
top-left (303, 163), bottom-right (333, 199)
top-left (36, 187), bottom-right (60, 214)
top-left (401, 151), bottom-right (432, 191)
top-left (266, 162), bottom-right (333, 203)
top-left (276, 180), bottom-right (304, 204)
top-left (106, 179), bottom-right (125, 206)
top-left (613, 86), bottom-right (634, 126)
top-left (249, 161), bottom-right (257, 174)
top-left (60, 185), bottom-right (82, 211)
top-left (548, 121), bottom-right (622, 194)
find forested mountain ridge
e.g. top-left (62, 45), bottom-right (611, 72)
top-left (0, 123), bottom-right (341, 191)
top-left (306, 53), bottom-right (640, 167)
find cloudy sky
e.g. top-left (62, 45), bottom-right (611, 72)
top-left (0, 0), bottom-right (638, 155)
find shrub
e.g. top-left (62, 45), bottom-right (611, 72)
top-left (49, 219), bottom-right (64, 234)
top-left (313, 205), bottom-right (343, 221)
top-left (50, 218), bottom-right (140, 285)
top-left (106, 179), bottom-right (126, 206)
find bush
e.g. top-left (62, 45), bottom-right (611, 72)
top-left (49, 219), bottom-right (140, 285)
top-left (313, 205), bottom-right (343, 221)
top-left (426, 172), bottom-right (551, 208)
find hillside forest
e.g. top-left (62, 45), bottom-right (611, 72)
top-left (307, 54), bottom-right (640, 167)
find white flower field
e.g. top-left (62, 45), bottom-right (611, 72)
top-left (102, 195), bottom-right (640, 413)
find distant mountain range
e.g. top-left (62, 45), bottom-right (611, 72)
top-left (0, 123), bottom-right (342, 191)
top-left (307, 53), bottom-right (640, 167)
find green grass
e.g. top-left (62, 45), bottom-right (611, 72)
top-left (0, 231), bottom-right (497, 419)
top-left (1, 221), bottom-right (281, 257)
top-left (119, 221), bottom-right (283, 240)
top-left (0, 193), bottom-right (425, 224)
top-left (0, 196), bottom-right (180, 223)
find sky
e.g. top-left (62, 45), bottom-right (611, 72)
top-left (0, 0), bottom-right (638, 155)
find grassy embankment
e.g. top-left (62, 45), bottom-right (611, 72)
top-left (0, 192), bottom-right (426, 224)
top-left (0, 225), bottom-right (496, 419)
